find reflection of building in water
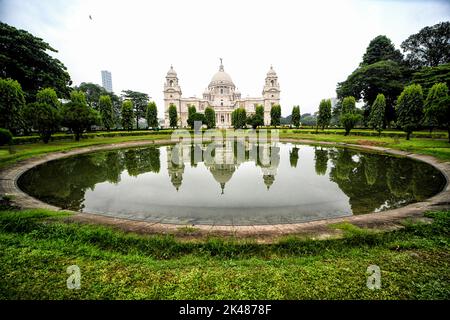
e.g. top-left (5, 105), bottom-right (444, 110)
top-left (259, 144), bottom-right (280, 190)
top-left (166, 145), bottom-right (185, 191)
top-left (166, 142), bottom-right (280, 193)
top-left (208, 141), bottom-right (238, 194)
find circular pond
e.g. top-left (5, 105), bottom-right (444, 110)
top-left (18, 142), bottom-right (446, 225)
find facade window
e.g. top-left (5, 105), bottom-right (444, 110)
top-left (170, 95), bottom-right (173, 98)
top-left (271, 95), bottom-right (274, 97)
top-left (221, 115), bottom-right (225, 123)
top-left (220, 88), bottom-right (223, 94)
top-left (170, 80), bottom-right (174, 87)
top-left (271, 80), bottom-right (274, 86)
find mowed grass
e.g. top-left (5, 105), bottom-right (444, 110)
top-left (0, 208), bottom-right (448, 299)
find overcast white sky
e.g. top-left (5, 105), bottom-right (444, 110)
top-left (1, 0), bottom-right (449, 117)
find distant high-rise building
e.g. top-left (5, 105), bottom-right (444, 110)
top-left (101, 70), bottom-right (113, 92)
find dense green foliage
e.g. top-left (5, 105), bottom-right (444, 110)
top-left (121, 90), bottom-right (149, 129)
top-left (146, 101), bottom-right (158, 129)
top-left (231, 108), bottom-right (247, 129)
top-left (247, 104), bottom-right (265, 129)
top-left (187, 105), bottom-right (197, 129)
top-left (270, 104), bottom-right (281, 127)
top-left (396, 84), bottom-right (424, 140)
top-left (337, 60), bottom-right (407, 125)
top-left (23, 88), bottom-right (62, 143)
top-left (317, 99), bottom-right (332, 130)
top-left (0, 78), bottom-right (26, 133)
top-left (340, 96), bottom-right (361, 136)
top-left (121, 100), bottom-right (134, 131)
top-left (423, 83), bottom-right (450, 142)
top-left (0, 128), bottom-right (13, 146)
top-left (412, 63), bottom-right (450, 96)
top-left (291, 105), bottom-right (301, 128)
top-left (98, 95), bottom-right (114, 131)
top-left (361, 35), bottom-right (404, 66)
top-left (368, 94), bottom-right (386, 135)
top-left (168, 104), bottom-right (178, 128)
top-left (204, 107), bottom-right (216, 129)
top-left (0, 22), bottom-right (71, 100)
top-left (401, 21), bottom-right (450, 69)
top-left (61, 91), bottom-right (99, 141)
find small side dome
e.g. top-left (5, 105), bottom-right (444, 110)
top-left (267, 65), bottom-right (277, 76)
top-left (167, 65), bottom-right (177, 77)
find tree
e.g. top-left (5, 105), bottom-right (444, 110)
top-left (423, 83), bottom-right (449, 141)
top-left (190, 113), bottom-right (206, 127)
top-left (270, 104), bottom-right (281, 127)
top-left (62, 91), bottom-right (99, 141)
top-left (291, 105), bottom-right (300, 128)
top-left (317, 99), bottom-right (332, 130)
top-left (23, 88), bottom-right (61, 143)
top-left (98, 95), bottom-right (114, 131)
top-left (0, 78), bottom-right (26, 133)
top-left (231, 108), bottom-right (247, 129)
top-left (187, 105), bottom-right (197, 129)
top-left (396, 84), bottom-right (424, 140)
top-left (0, 22), bottom-right (71, 100)
top-left (300, 113), bottom-right (317, 126)
top-left (121, 90), bottom-right (149, 129)
top-left (401, 22), bottom-right (450, 69)
top-left (204, 107), bottom-right (216, 129)
top-left (337, 60), bottom-right (407, 126)
top-left (340, 96), bottom-right (361, 136)
top-left (255, 104), bottom-right (265, 127)
top-left (121, 100), bottom-right (134, 131)
top-left (411, 63), bottom-right (450, 96)
top-left (168, 104), bottom-right (178, 128)
top-left (146, 101), bottom-right (158, 129)
top-left (361, 35), bottom-right (404, 66)
top-left (368, 93), bottom-right (386, 135)
top-left (77, 82), bottom-right (121, 124)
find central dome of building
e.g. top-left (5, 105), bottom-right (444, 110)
top-left (209, 59), bottom-right (235, 88)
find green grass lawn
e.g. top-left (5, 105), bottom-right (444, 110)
top-left (0, 208), bottom-right (448, 299)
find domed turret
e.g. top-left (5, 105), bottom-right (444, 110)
top-left (167, 65), bottom-right (177, 77)
top-left (267, 65), bottom-right (277, 76)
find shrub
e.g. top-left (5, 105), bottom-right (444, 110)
top-left (0, 128), bottom-right (13, 145)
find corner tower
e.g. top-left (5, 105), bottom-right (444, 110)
top-left (262, 65), bottom-right (281, 125)
top-left (164, 65), bottom-right (182, 127)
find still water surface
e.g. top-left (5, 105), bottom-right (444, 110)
top-left (18, 142), bottom-right (445, 225)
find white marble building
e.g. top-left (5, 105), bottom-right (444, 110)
top-left (163, 60), bottom-right (280, 128)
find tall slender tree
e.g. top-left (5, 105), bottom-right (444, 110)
top-left (121, 100), bottom-right (134, 131)
top-left (423, 82), bottom-right (449, 140)
top-left (168, 104), bottom-right (178, 128)
top-left (146, 101), bottom-right (158, 129)
top-left (340, 96), bottom-right (361, 136)
top-left (98, 95), bottom-right (114, 131)
top-left (270, 104), bottom-right (281, 127)
top-left (368, 93), bottom-right (386, 135)
top-left (317, 99), bottom-right (332, 130)
top-left (396, 84), bottom-right (424, 140)
top-left (0, 78), bottom-right (26, 133)
top-left (291, 105), bottom-right (301, 128)
top-left (204, 107), bottom-right (215, 129)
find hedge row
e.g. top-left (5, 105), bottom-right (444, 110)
top-left (289, 129), bottom-right (448, 139)
top-left (11, 128), bottom-right (448, 144)
top-left (12, 130), bottom-right (175, 144)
